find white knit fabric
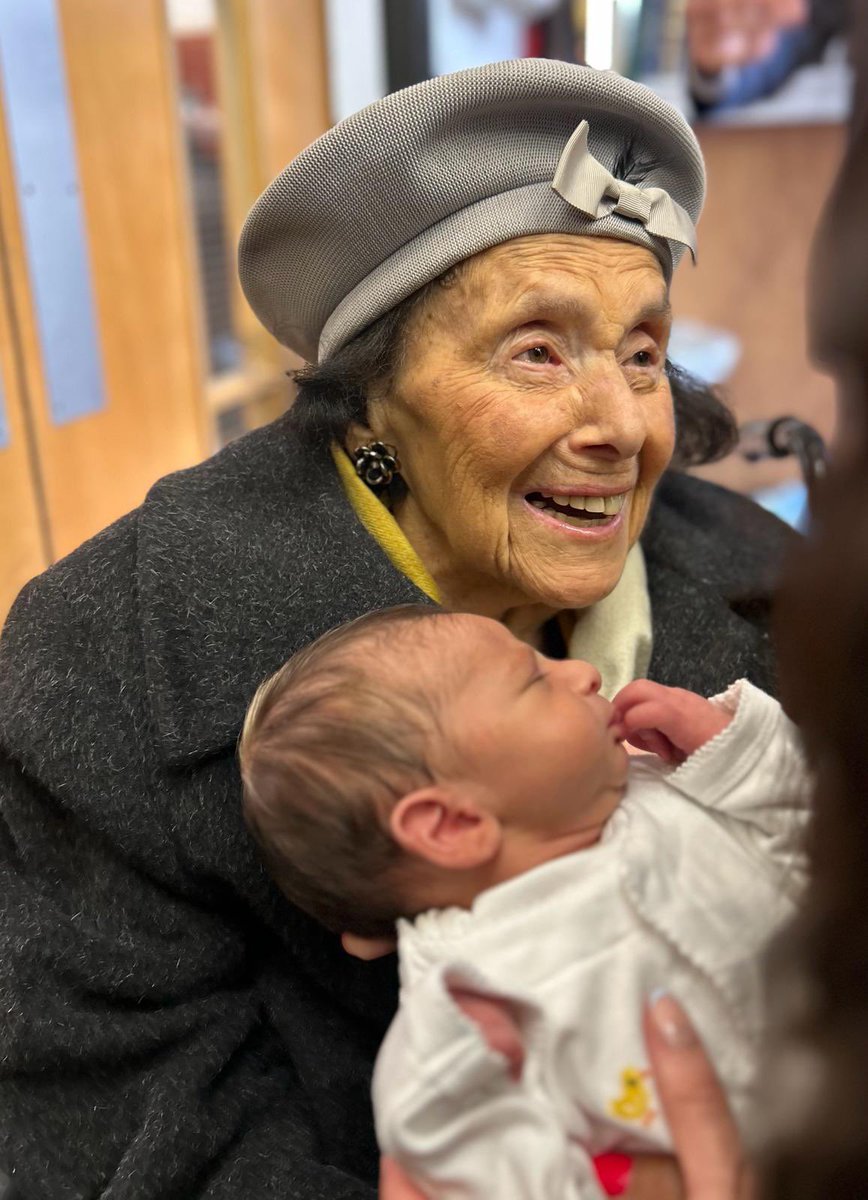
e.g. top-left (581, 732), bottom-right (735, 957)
top-left (373, 681), bottom-right (810, 1200)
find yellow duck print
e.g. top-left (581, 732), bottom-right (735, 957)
top-left (608, 1066), bottom-right (657, 1128)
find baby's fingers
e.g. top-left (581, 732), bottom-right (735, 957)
top-left (616, 699), bottom-right (685, 761)
top-left (625, 727), bottom-right (682, 763)
top-left (612, 679), bottom-right (673, 714)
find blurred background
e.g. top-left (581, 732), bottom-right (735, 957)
top-left (0, 0), bottom-right (851, 622)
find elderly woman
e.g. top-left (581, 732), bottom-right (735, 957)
top-left (0, 60), bottom-right (790, 1199)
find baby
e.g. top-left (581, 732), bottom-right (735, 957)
top-left (239, 604), bottom-right (809, 1200)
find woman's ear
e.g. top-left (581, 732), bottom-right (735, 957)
top-left (345, 419), bottom-right (376, 456)
top-left (347, 388), bottom-right (393, 455)
top-left (390, 787), bottom-right (501, 871)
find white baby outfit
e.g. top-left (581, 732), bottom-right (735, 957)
top-left (373, 681), bottom-right (810, 1200)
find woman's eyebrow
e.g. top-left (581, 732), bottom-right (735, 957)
top-left (502, 293), bottom-right (672, 329)
top-left (632, 299), bottom-right (673, 327)
top-left (505, 292), bottom-right (589, 324)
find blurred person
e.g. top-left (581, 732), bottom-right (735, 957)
top-left (678, 5), bottom-right (868, 1194)
top-left (688, 0), bottom-right (849, 113)
top-left (759, 1), bottom-right (868, 1195)
top-left (0, 60), bottom-right (793, 1200)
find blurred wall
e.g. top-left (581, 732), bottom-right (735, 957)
top-left (0, 0), bottom-right (331, 625)
top-left (674, 121), bottom-right (844, 495)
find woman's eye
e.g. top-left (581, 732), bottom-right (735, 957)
top-left (517, 345), bottom-right (554, 365)
top-left (632, 350), bottom-right (655, 367)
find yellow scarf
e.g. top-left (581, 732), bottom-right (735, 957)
top-left (331, 445), bottom-right (442, 602)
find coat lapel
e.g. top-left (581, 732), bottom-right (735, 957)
top-left (642, 472), bottom-right (792, 697)
top-left (137, 416), bottom-right (433, 766)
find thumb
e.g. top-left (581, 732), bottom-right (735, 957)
top-left (644, 992), bottom-right (755, 1199)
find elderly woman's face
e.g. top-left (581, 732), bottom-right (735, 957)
top-left (369, 235), bottom-right (675, 614)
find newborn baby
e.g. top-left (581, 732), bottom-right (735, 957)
top-left (239, 605), bottom-right (809, 1200)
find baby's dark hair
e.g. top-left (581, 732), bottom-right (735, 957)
top-left (239, 604), bottom-right (449, 937)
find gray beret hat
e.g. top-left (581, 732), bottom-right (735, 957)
top-left (238, 58), bottom-right (705, 364)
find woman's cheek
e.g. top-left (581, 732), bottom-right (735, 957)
top-left (627, 395), bottom-right (674, 537)
top-left (645, 385), bottom-right (676, 470)
top-left (458, 408), bottom-right (549, 484)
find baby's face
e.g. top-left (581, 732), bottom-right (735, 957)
top-left (426, 615), bottom-right (629, 844)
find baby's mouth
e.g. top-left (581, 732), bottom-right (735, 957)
top-left (526, 491), bottom-right (626, 528)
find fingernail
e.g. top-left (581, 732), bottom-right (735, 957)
top-left (649, 989), bottom-right (698, 1048)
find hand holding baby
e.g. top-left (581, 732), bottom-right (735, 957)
top-left (612, 680), bottom-right (732, 764)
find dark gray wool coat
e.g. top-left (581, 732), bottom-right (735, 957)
top-left (0, 412), bottom-right (793, 1200)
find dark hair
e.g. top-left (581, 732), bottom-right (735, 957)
top-left (288, 272), bottom-right (454, 452)
top-left (239, 605), bottom-right (448, 939)
top-left (288, 266), bottom-right (737, 470)
top-left (667, 361), bottom-right (738, 468)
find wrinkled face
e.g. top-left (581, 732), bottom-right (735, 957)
top-left (367, 235), bottom-right (675, 615)
top-left (429, 615), bottom-right (629, 841)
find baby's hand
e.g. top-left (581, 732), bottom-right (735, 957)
top-left (611, 681), bottom-right (732, 764)
top-left (448, 986), bottom-right (525, 1082)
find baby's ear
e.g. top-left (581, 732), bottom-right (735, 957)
top-left (390, 787), bottom-right (501, 870)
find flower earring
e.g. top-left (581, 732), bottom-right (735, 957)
top-left (352, 441), bottom-right (401, 489)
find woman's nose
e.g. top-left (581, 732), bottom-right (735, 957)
top-left (563, 363), bottom-right (645, 461)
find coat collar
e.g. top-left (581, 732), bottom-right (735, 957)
top-left (642, 471), bottom-right (792, 698)
top-left (137, 416), bottom-right (431, 766)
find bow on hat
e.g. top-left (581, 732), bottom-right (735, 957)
top-left (552, 120), bottom-right (697, 261)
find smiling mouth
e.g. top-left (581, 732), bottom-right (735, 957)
top-left (526, 491), bottom-right (627, 528)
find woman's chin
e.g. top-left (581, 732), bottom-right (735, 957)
top-left (509, 575), bottom-right (625, 614)
top-left (507, 554), bottom-right (630, 613)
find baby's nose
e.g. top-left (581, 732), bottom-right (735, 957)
top-left (568, 661), bottom-right (602, 694)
